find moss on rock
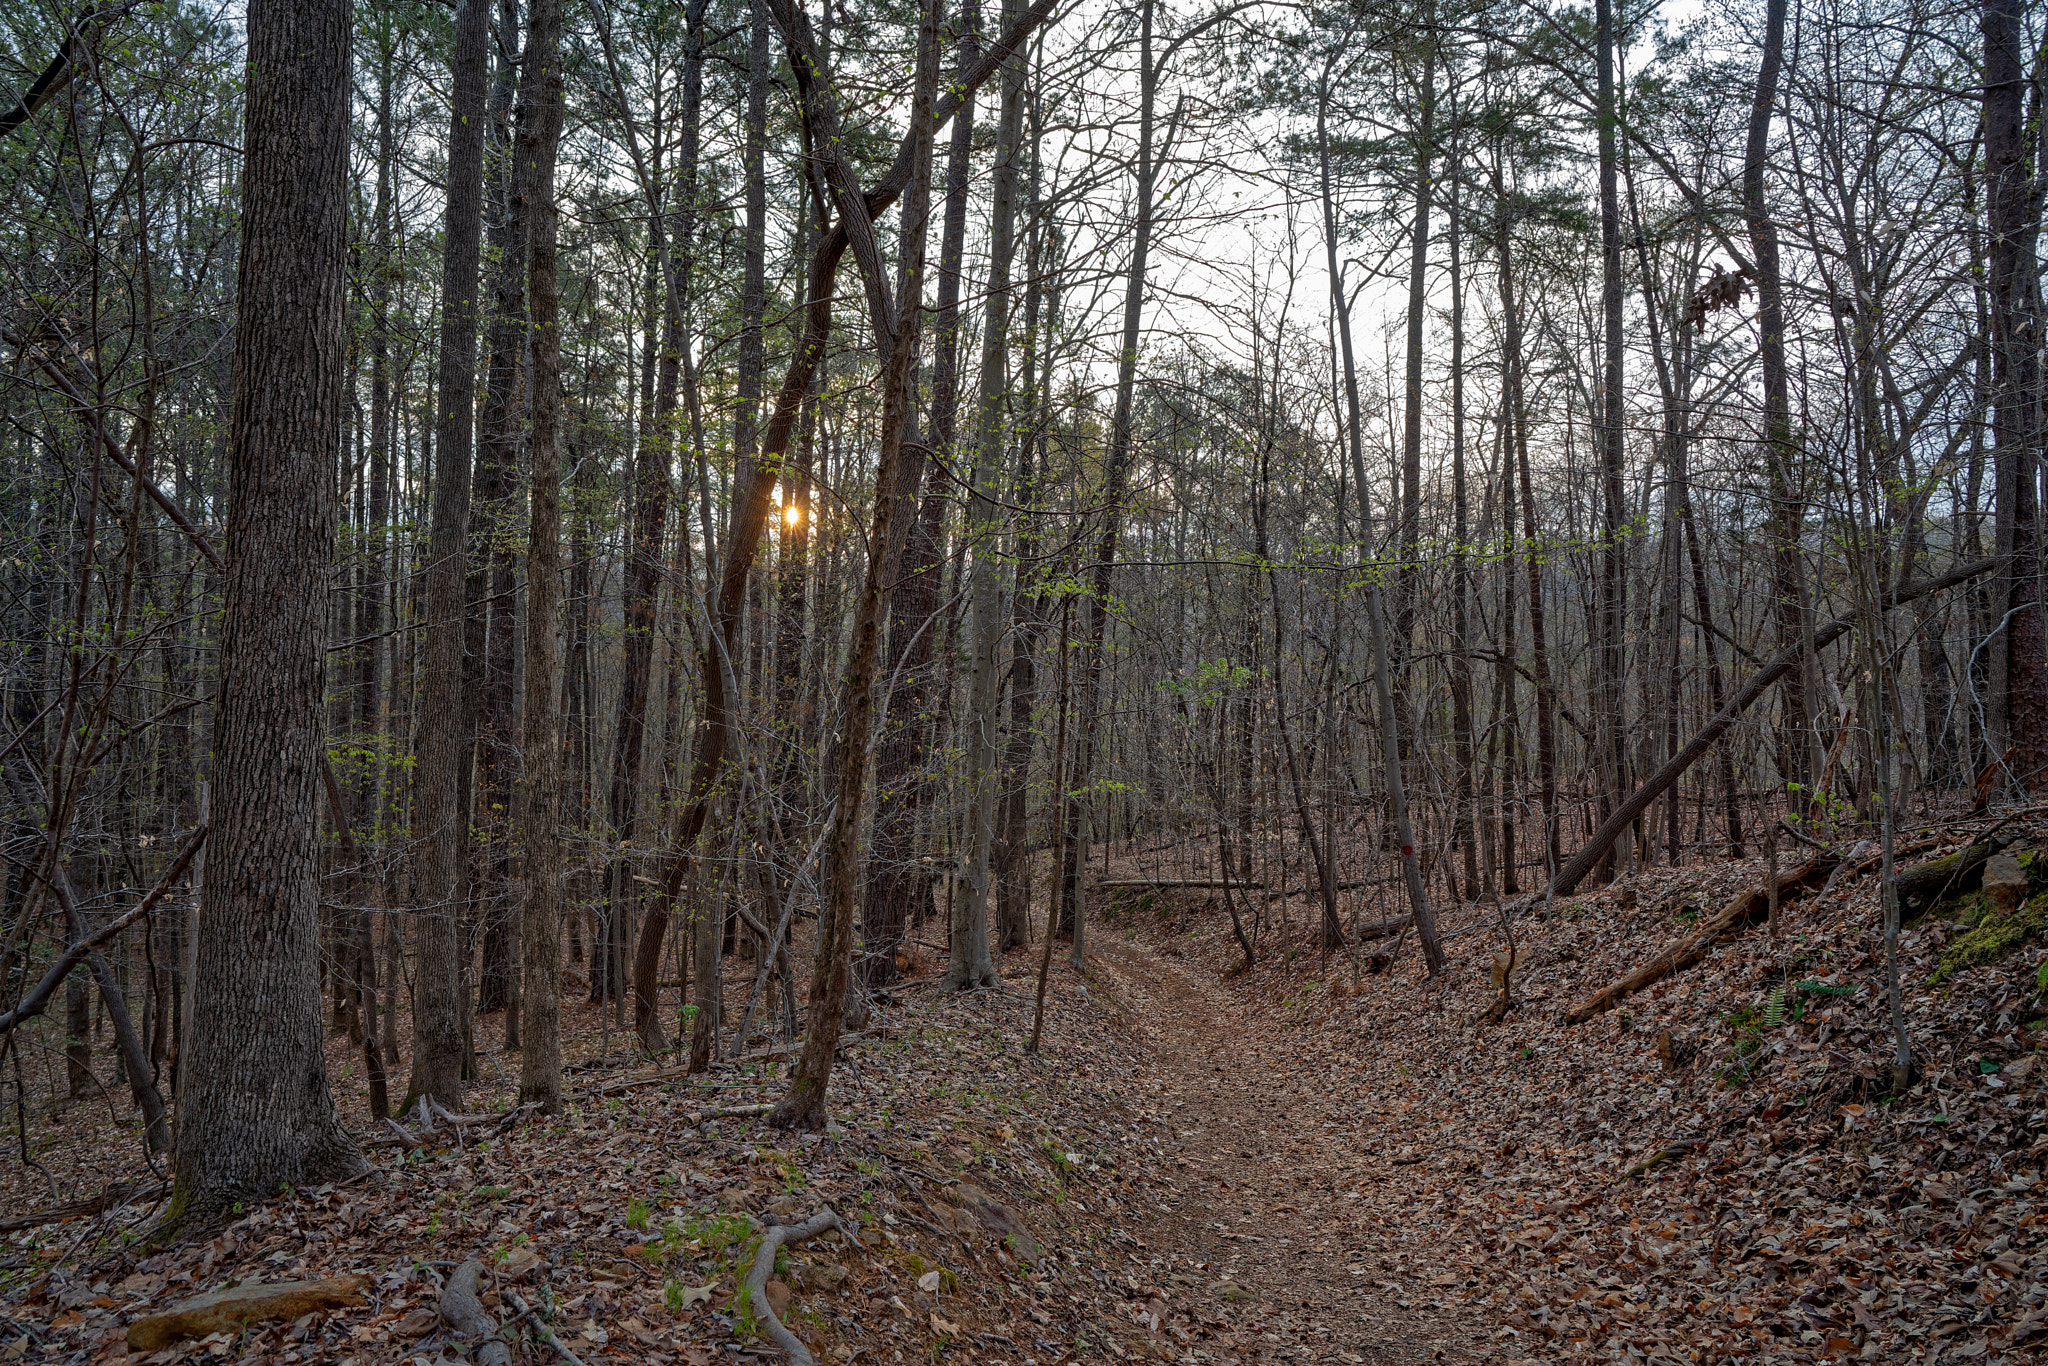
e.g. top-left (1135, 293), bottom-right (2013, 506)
top-left (1932, 889), bottom-right (2048, 985)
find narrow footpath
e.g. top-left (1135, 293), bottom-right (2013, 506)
top-left (1086, 935), bottom-right (1489, 1365)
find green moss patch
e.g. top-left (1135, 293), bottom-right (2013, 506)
top-left (1932, 890), bottom-right (2048, 985)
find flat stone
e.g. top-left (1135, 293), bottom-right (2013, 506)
top-left (1983, 852), bottom-right (2029, 912)
top-left (949, 1183), bottom-right (1041, 1266)
top-left (126, 1275), bottom-right (370, 1351)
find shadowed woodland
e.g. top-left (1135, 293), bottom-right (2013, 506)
top-left (2, 0), bottom-right (2047, 1360)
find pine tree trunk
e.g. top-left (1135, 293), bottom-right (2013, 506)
top-left (1321, 51), bottom-right (1442, 973)
top-left (1595, 0), bottom-right (1630, 877)
top-left (515, 0), bottom-right (566, 1113)
top-left (172, 0), bottom-right (364, 1219)
top-left (949, 0), bottom-right (1020, 990)
top-left (1983, 0), bottom-right (2048, 784)
top-left (405, 0), bottom-right (493, 1112)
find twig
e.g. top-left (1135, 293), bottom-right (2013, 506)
top-left (503, 1287), bottom-right (588, 1366)
top-left (1624, 1137), bottom-right (1704, 1179)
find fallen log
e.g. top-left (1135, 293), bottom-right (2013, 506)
top-left (1548, 556), bottom-right (1994, 898)
top-left (128, 1276), bottom-right (369, 1352)
top-left (1893, 832), bottom-right (2017, 916)
top-left (1561, 853), bottom-right (1835, 1025)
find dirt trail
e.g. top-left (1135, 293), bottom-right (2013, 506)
top-left (1088, 936), bottom-right (1487, 1365)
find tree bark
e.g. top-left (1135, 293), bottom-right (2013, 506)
top-left (1983, 0), bottom-right (2047, 787)
top-left (171, 0), bottom-right (364, 1219)
top-left (472, 0), bottom-right (527, 1049)
top-left (947, 0), bottom-right (1018, 992)
top-left (404, 0), bottom-right (493, 1113)
top-left (515, 0), bottom-right (566, 1113)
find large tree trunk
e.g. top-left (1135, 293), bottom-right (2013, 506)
top-left (472, 0), bottom-right (528, 1049)
top-left (1594, 0), bottom-right (1629, 877)
top-left (947, 0), bottom-right (1018, 992)
top-left (515, 0), bottom-right (566, 1113)
top-left (404, 0), bottom-right (492, 1113)
top-left (171, 0), bottom-right (364, 1220)
top-left (1983, 0), bottom-right (2048, 786)
top-left (1744, 0), bottom-right (1815, 804)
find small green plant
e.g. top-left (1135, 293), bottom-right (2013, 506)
top-left (1763, 984), bottom-right (1788, 1030)
top-left (731, 1283), bottom-right (763, 1339)
top-left (1717, 1001), bottom-right (1766, 1088)
top-left (626, 1196), bottom-right (652, 1232)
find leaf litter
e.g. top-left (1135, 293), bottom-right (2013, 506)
top-left (5, 818), bottom-right (2046, 1365)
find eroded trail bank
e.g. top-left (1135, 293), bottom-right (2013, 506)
top-left (1088, 823), bottom-right (2048, 1366)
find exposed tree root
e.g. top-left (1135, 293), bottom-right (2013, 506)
top-left (439, 1260), bottom-right (511, 1366)
top-left (745, 1208), bottom-right (853, 1366)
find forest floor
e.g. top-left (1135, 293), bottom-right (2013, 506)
top-left (4, 810), bottom-right (2048, 1366)
top-left (1083, 808), bottom-right (2048, 1365)
top-left (0, 928), bottom-right (1473, 1366)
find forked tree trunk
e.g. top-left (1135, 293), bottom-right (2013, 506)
top-left (172, 0), bottom-right (364, 1220)
top-left (1321, 53), bottom-right (1441, 973)
top-left (771, 0), bottom-right (937, 1130)
top-left (630, 0), bottom-right (1060, 1050)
